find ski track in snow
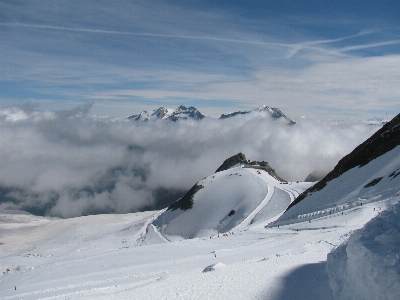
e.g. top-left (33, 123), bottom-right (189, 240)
top-left (1, 195), bottom-right (398, 299)
top-left (1, 147), bottom-right (399, 300)
top-left (236, 168), bottom-right (305, 229)
top-left (233, 169), bottom-right (276, 230)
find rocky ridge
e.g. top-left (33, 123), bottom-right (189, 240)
top-left (128, 105), bottom-right (295, 123)
top-left (220, 105), bottom-right (296, 124)
top-left (287, 113), bottom-right (400, 211)
top-left (128, 105), bottom-right (204, 122)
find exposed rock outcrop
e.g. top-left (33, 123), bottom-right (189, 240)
top-left (168, 183), bottom-right (204, 211)
top-left (215, 153), bottom-right (248, 173)
top-left (287, 113), bottom-right (400, 211)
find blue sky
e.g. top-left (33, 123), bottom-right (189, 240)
top-left (1, 0), bottom-right (400, 119)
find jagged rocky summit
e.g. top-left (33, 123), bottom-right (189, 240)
top-left (215, 152), bottom-right (285, 181)
top-left (215, 153), bottom-right (248, 173)
top-left (168, 105), bottom-right (205, 122)
top-left (127, 106), bottom-right (172, 121)
top-left (128, 105), bottom-right (204, 122)
top-left (128, 105), bottom-right (295, 124)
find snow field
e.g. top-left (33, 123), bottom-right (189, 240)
top-left (2, 196), bottom-right (396, 299)
top-left (276, 146), bottom-right (400, 224)
top-left (327, 200), bottom-right (400, 300)
top-left (1, 146), bottom-right (399, 299)
top-left (153, 166), bottom-right (313, 239)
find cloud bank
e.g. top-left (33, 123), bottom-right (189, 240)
top-left (0, 105), bottom-right (378, 218)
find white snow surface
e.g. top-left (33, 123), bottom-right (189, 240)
top-left (152, 167), bottom-right (312, 238)
top-left (1, 196), bottom-right (399, 299)
top-left (1, 152), bottom-right (399, 299)
top-left (327, 201), bottom-right (400, 300)
top-left (275, 146), bottom-right (400, 225)
top-left (131, 107), bottom-right (174, 121)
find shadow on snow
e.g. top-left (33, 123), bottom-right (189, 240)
top-left (264, 262), bottom-right (333, 300)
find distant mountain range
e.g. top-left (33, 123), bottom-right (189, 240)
top-left (128, 105), bottom-right (204, 122)
top-left (128, 105), bottom-right (295, 124)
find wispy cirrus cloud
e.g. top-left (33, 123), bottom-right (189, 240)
top-left (1, 0), bottom-right (399, 118)
top-left (88, 54), bottom-right (400, 119)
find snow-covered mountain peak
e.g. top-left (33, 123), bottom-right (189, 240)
top-left (128, 110), bottom-right (151, 121)
top-left (128, 105), bottom-right (204, 122)
top-left (219, 105), bottom-right (296, 124)
top-left (167, 105), bottom-right (205, 122)
top-left (127, 106), bottom-right (174, 121)
top-left (152, 106), bottom-right (172, 119)
top-left (129, 105), bottom-right (295, 123)
top-left (256, 105), bottom-right (296, 124)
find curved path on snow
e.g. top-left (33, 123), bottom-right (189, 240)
top-left (233, 169), bottom-right (275, 230)
top-left (233, 168), bottom-right (303, 231)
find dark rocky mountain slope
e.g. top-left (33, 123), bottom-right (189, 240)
top-left (287, 113), bottom-right (400, 211)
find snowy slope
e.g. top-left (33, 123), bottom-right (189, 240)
top-left (274, 113), bottom-right (400, 226)
top-left (1, 143), bottom-right (398, 299)
top-left (127, 106), bottom-right (174, 121)
top-left (1, 116), bottom-right (399, 299)
top-left (152, 166), bottom-right (312, 239)
top-left (1, 195), bottom-right (398, 299)
top-left (274, 146), bottom-right (400, 225)
top-left (327, 201), bottom-right (400, 300)
top-left (220, 105), bottom-right (296, 124)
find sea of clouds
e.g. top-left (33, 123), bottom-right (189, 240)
top-left (0, 105), bottom-right (378, 218)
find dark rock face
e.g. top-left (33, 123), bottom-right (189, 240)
top-left (220, 111), bottom-right (249, 119)
top-left (364, 177), bottom-right (383, 188)
top-left (127, 112), bottom-right (148, 121)
top-left (215, 153), bottom-right (248, 173)
top-left (389, 168), bottom-right (400, 179)
top-left (153, 107), bottom-right (170, 119)
top-left (168, 183), bottom-right (204, 211)
top-left (215, 153), bottom-right (286, 181)
top-left (287, 113), bottom-right (400, 211)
